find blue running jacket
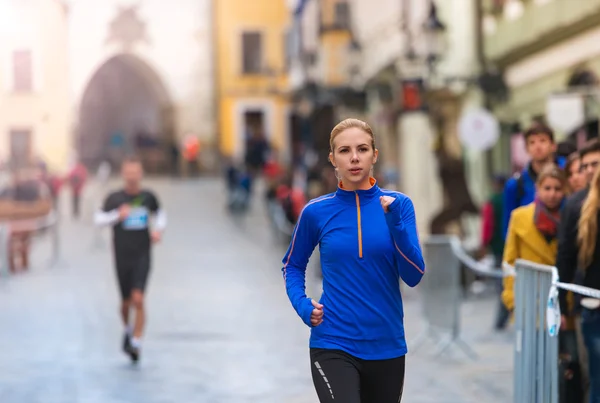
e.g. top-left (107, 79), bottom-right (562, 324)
top-left (282, 180), bottom-right (426, 360)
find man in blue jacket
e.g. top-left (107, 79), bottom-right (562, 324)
top-left (502, 124), bottom-right (565, 237)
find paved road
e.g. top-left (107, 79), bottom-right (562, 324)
top-left (0, 178), bottom-right (513, 403)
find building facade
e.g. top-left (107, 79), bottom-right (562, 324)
top-left (289, 0), bottom-right (485, 238)
top-left (215, 0), bottom-right (291, 163)
top-left (288, 0), bottom-right (367, 188)
top-left (0, 0), bottom-right (215, 172)
top-left (0, 0), bottom-right (70, 171)
top-left (483, 0), bottom-right (600, 174)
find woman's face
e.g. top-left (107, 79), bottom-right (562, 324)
top-left (537, 177), bottom-right (564, 210)
top-left (568, 159), bottom-right (586, 193)
top-left (329, 128), bottom-right (378, 188)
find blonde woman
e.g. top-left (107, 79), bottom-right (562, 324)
top-left (558, 164), bottom-right (600, 403)
top-left (502, 164), bottom-right (567, 311)
top-left (282, 119), bottom-right (425, 402)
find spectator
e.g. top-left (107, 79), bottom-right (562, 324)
top-left (480, 174), bottom-right (509, 330)
top-left (565, 152), bottom-right (586, 195)
top-left (1, 167), bottom-right (52, 272)
top-left (502, 124), bottom-right (565, 238)
top-left (66, 161), bottom-right (88, 219)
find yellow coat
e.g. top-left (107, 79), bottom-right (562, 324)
top-left (501, 203), bottom-right (557, 311)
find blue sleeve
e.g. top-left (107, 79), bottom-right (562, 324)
top-left (384, 196), bottom-right (426, 287)
top-left (502, 179), bottom-right (517, 239)
top-left (281, 205), bottom-right (319, 327)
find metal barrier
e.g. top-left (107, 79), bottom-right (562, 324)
top-left (0, 223), bottom-right (9, 276)
top-left (266, 200), bottom-right (294, 242)
top-left (0, 211), bottom-right (61, 274)
top-left (412, 235), bottom-right (478, 359)
top-left (36, 211), bottom-right (60, 267)
top-left (415, 236), bottom-right (600, 402)
top-left (511, 259), bottom-right (600, 403)
top-left (513, 259), bottom-right (559, 403)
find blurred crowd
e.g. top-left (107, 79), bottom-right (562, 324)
top-left (0, 157), bottom-right (89, 273)
top-left (477, 123), bottom-right (600, 403)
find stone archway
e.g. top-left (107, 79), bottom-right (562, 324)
top-left (76, 54), bottom-right (175, 172)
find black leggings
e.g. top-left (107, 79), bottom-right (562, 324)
top-left (310, 348), bottom-right (405, 403)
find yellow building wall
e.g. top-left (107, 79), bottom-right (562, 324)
top-left (319, 0), bottom-right (352, 87)
top-left (0, 0), bottom-right (70, 171)
top-left (321, 31), bottom-right (352, 87)
top-left (215, 0), bottom-right (290, 157)
top-left (321, 0), bottom-right (344, 26)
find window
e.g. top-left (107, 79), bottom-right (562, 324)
top-left (242, 32), bottom-right (263, 74)
top-left (12, 50), bottom-right (33, 92)
top-left (285, 27), bottom-right (300, 71)
top-left (334, 2), bottom-right (350, 28)
top-left (9, 129), bottom-right (32, 167)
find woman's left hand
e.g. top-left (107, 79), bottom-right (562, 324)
top-left (380, 196), bottom-right (395, 213)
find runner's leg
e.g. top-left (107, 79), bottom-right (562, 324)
top-left (310, 348), bottom-right (362, 403)
top-left (131, 289), bottom-right (145, 339)
top-left (131, 252), bottom-right (151, 340)
top-left (116, 260), bottom-right (134, 354)
top-left (360, 355), bottom-right (406, 403)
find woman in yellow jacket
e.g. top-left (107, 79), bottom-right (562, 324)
top-left (502, 164), bottom-right (567, 311)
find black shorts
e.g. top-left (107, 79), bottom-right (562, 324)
top-left (115, 252), bottom-right (151, 300)
top-left (310, 348), bottom-right (405, 403)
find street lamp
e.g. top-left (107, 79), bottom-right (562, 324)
top-left (399, 0), bottom-right (447, 83)
top-left (422, 1), bottom-right (447, 70)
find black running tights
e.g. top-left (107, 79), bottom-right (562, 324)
top-left (310, 348), bottom-right (406, 403)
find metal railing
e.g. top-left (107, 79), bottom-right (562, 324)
top-left (0, 211), bottom-right (61, 276)
top-left (513, 259), bottom-right (559, 403)
top-left (417, 235), bottom-right (600, 403)
top-left (412, 235), bottom-right (478, 359)
top-left (512, 259), bottom-right (600, 403)
top-left (266, 200), bottom-right (294, 240)
top-left (0, 222), bottom-right (8, 276)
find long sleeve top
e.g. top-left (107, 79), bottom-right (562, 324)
top-left (556, 187), bottom-right (600, 313)
top-left (281, 180), bottom-right (425, 360)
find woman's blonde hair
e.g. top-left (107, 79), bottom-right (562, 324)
top-left (578, 166), bottom-right (600, 268)
top-left (330, 118), bottom-right (375, 152)
top-left (536, 163), bottom-right (567, 187)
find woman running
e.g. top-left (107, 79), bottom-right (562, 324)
top-left (282, 118), bottom-right (425, 403)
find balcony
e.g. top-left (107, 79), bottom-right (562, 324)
top-left (484, 0), bottom-right (600, 66)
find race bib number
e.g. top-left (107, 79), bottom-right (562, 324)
top-left (123, 207), bottom-right (149, 230)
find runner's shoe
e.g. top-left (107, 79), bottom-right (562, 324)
top-left (122, 332), bottom-right (131, 355)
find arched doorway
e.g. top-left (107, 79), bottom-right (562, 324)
top-left (77, 54), bottom-right (175, 173)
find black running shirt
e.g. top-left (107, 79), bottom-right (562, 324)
top-left (102, 190), bottom-right (160, 253)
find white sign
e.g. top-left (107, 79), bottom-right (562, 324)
top-left (458, 108), bottom-right (500, 151)
top-left (546, 94), bottom-right (585, 134)
top-left (546, 270), bottom-right (561, 338)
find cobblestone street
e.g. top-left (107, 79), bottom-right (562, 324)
top-left (0, 178), bottom-right (513, 403)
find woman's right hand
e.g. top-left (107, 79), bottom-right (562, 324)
top-left (311, 299), bottom-right (324, 326)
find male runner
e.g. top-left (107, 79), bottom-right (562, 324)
top-left (94, 156), bottom-right (166, 362)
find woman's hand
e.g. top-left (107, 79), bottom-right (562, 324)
top-left (310, 299), bottom-right (324, 326)
top-left (380, 196), bottom-right (395, 213)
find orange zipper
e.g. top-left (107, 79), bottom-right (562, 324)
top-left (355, 192), bottom-right (363, 258)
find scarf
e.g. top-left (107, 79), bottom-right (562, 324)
top-left (533, 198), bottom-right (561, 241)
